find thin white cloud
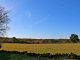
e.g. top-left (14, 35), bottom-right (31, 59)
top-left (27, 10), bottom-right (31, 18)
top-left (35, 15), bottom-right (50, 24)
top-left (30, 15), bottom-right (50, 27)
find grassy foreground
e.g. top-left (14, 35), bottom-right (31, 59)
top-left (0, 50), bottom-right (78, 60)
top-left (1, 43), bottom-right (80, 55)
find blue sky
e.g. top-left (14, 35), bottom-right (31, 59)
top-left (0, 0), bottom-right (80, 39)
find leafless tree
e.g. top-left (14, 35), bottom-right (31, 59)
top-left (0, 6), bottom-right (10, 48)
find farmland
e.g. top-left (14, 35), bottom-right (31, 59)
top-left (1, 43), bottom-right (80, 55)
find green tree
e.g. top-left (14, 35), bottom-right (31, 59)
top-left (13, 37), bottom-right (20, 43)
top-left (13, 37), bottom-right (16, 42)
top-left (70, 34), bottom-right (79, 43)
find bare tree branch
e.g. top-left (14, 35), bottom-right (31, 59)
top-left (0, 6), bottom-right (10, 47)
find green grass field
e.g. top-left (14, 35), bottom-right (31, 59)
top-left (1, 43), bottom-right (80, 55)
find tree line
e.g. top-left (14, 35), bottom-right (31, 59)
top-left (0, 34), bottom-right (79, 44)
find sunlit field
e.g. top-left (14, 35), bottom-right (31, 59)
top-left (1, 43), bottom-right (80, 55)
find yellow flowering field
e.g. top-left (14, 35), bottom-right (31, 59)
top-left (1, 43), bottom-right (80, 55)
